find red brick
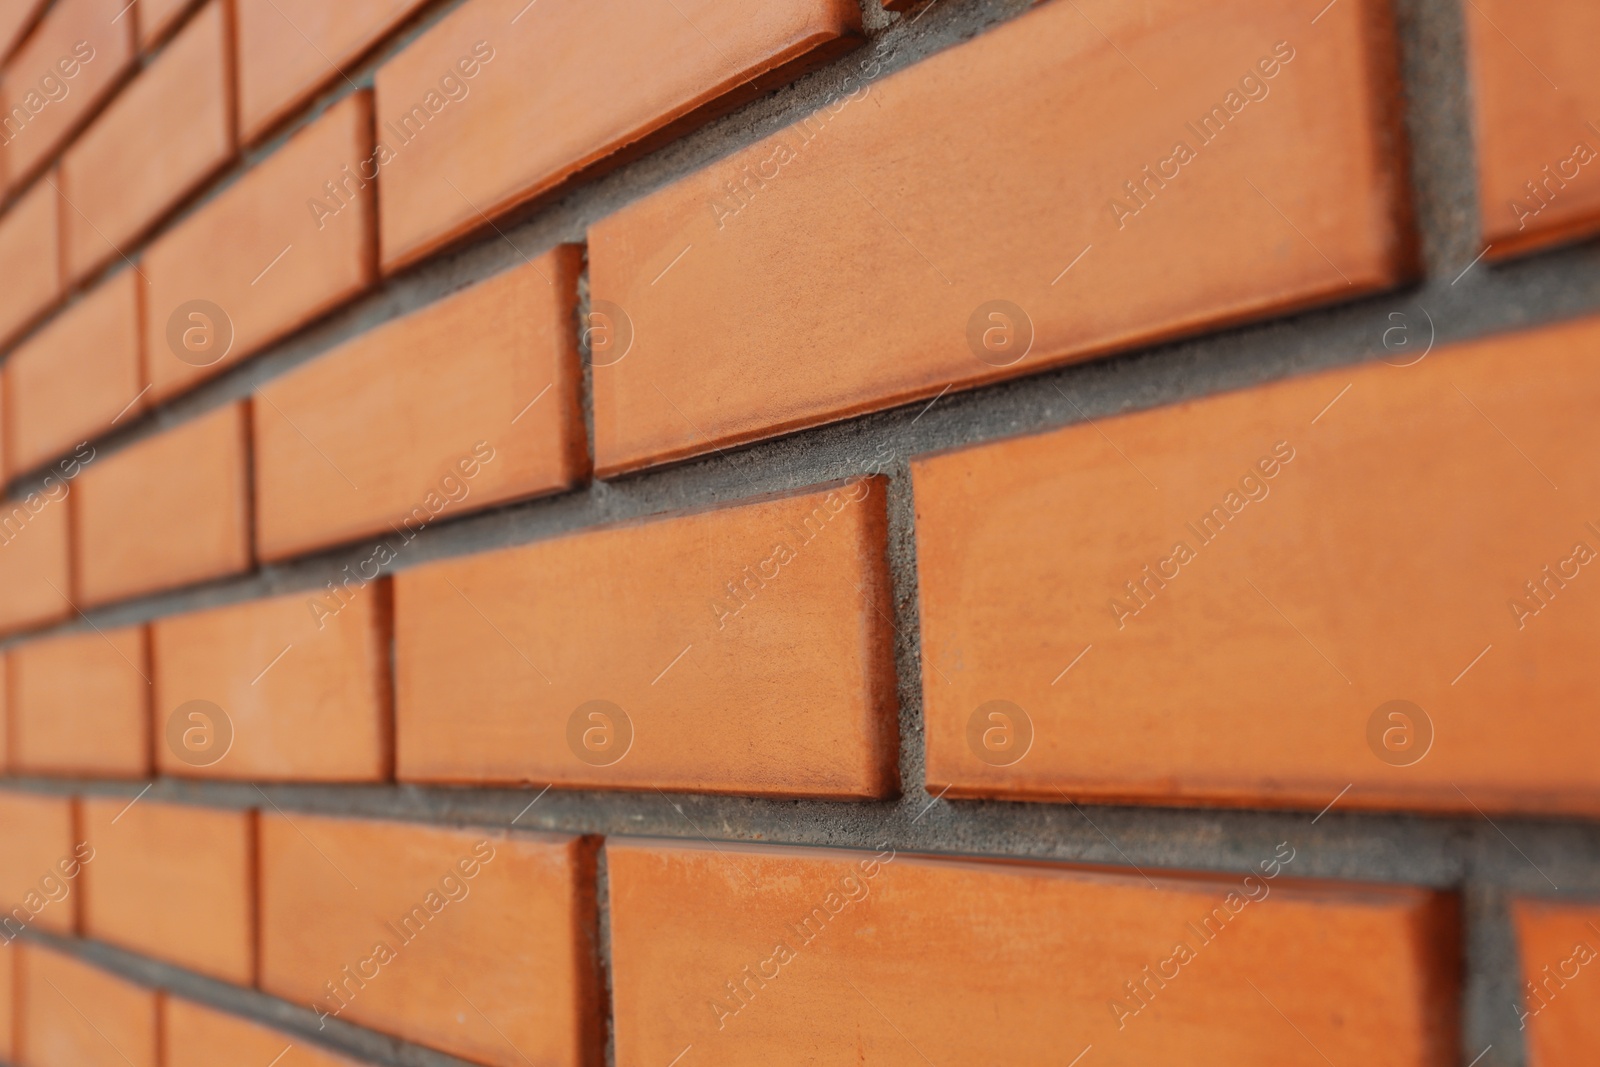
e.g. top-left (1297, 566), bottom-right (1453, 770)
top-left (0, 0), bottom-right (46, 63)
top-left (141, 91), bottom-right (374, 403)
top-left (258, 813), bottom-right (601, 1067)
top-left (254, 251), bottom-right (586, 560)
top-left (15, 944), bottom-right (158, 1067)
top-left (374, 0), bottom-right (862, 270)
top-left (236, 0), bottom-right (428, 142)
top-left (136, 0), bottom-right (199, 48)
top-left (80, 797), bottom-right (254, 984)
top-left (606, 839), bottom-right (1458, 1065)
top-left (1512, 898), bottom-right (1600, 1065)
top-left (0, 790), bottom-right (77, 937)
top-left (0, 178), bottom-right (60, 347)
top-left (164, 996), bottom-right (367, 1067)
top-left (394, 480), bottom-right (896, 795)
top-left (59, 0), bottom-right (234, 281)
top-left (151, 587), bottom-right (390, 780)
top-left (4, 270), bottom-right (143, 476)
top-left (72, 401), bottom-right (252, 606)
top-left (589, 0), bottom-right (1412, 475)
top-left (1465, 0), bottom-right (1600, 259)
top-left (0, 487), bottom-right (71, 635)
top-left (0, 0), bottom-right (135, 189)
top-left (9, 627), bottom-right (149, 777)
top-left (915, 313), bottom-right (1600, 815)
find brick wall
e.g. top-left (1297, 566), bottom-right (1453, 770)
top-left (0, 0), bottom-right (1597, 1064)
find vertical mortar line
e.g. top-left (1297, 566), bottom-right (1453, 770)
top-left (574, 256), bottom-right (597, 478)
top-left (593, 842), bottom-right (617, 1067)
top-left (880, 451), bottom-right (928, 821)
top-left (1462, 879), bottom-right (1526, 1067)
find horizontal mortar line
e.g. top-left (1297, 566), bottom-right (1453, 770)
top-left (17, 926), bottom-right (490, 1067)
top-left (6, 774), bottom-right (1599, 891)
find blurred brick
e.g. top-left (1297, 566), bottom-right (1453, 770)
top-left (0, 931), bottom-right (11, 1062)
top-left (142, 90), bottom-right (374, 403)
top-left (0, 0), bottom-right (46, 62)
top-left (915, 313), bottom-right (1600, 815)
top-left (0, 178), bottom-right (60, 347)
top-left (16, 944), bottom-right (158, 1067)
top-left (4, 270), bottom-right (143, 476)
top-left (135, 0), bottom-right (199, 48)
top-left (589, 0), bottom-right (1412, 475)
top-left (255, 251), bottom-right (586, 560)
top-left (258, 813), bottom-right (601, 1067)
top-left (0, 654), bottom-right (8, 769)
top-left (1512, 898), bottom-right (1600, 1065)
top-left (165, 996), bottom-right (367, 1067)
top-left (10, 627), bottom-right (149, 777)
top-left (237, 0), bottom-right (429, 142)
top-left (375, 0), bottom-right (862, 270)
top-left (73, 401), bottom-right (252, 606)
top-left (395, 480), bottom-right (897, 795)
top-left (81, 797), bottom-right (253, 984)
top-left (607, 839), bottom-right (1458, 1065)
top-left (0, 790), bottom-right (77, 937)
top-left (1466, 0), bottom-right (1600, 259)
top-left (0, 0), bottom-right (135, 189)
top-left (60, 0), bottom-right (233, 281)
top-left (0, 487), bottom-right (71, 635)
top-left (151, 586), bottom-right (390, 781)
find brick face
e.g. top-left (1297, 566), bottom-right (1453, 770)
top-left (165, 996), bottom-right (367, 1067)
top-left (0, 178), bottom-right (60, 347)
top-left (394, 480), bottom-right (897, 795)
top-left (59, 0), bottom-right (234, 281)
top-left (1465, 0), bottom-right (1600, 259)
top-left (136, 0), bottom-right (198, 48)
top-left (9, 627), bottom-right (149, 777)
top-left (606, 840), bottom-right (1458, 1065)
top-left (374, 0), bottom-right (863, 270)
top-left (915, 314), bottom-right (1600, 815)
top-left (140, 90), bottom-right (374, 403)
top-left (0, 0), bottom-right (46, 62)
top-left (3, 270), bottom-right (143, 476)
top-left (16, 944), bottom-right (159, 1067)
top-left (0, 0), bottom-right (135, 189)
top-left (253, 250), bottom-right (587, 561)
top-left (258, 813), bottom-right (601, 1067)
top-left (588, 0), bottom-right (1411, 475)
top-left (0, 489), bottom-right (71, 636)
top-left (235, 0), bottom-right (429, 142)
top-left (0, 790), bottom-right (77, 936)
top-left (151, 586), bottom-right (390, 780)
top-left (80, 797), bottom-right (254, 985)
top-left (72, 401), bottom-right (253, 606)
top-left (1512, 898), bottom-right (1600, 1065)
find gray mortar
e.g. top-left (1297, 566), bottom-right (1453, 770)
top-left (3, 0), bottom-right (1598, 1064)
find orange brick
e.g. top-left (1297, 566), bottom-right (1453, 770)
top-left (607, 840), bottom-right (1457, 1065)
top-left (0, 0), bottom-right (135, 189)
top-left (141, 91), bottom-right (374, 403)
top-left (255, 252), bottom-right (586, 560)
top-left (72, 401), bottom-right (252, 606)
top-left (165, 996), bottom-right (366, 1067)
top-left (0, 0), bottom-right (46, 63)
top-left (589, 0), bottom-right (1412, 476)
top-left (0, 488), bottom-right (71, 635)
top-left (80, 797), bottom-right (253, 984)
top-left (15, 944), bottom-right (158, 1067)
top-left (136, 0), bottom-right (198, 48)
top-left (1512, 898), bottom-right (1600, 1065)
top-left (0, 790), bottom-right (77, 937)
top-left (374, 0), bottom-right (862, 270)
top-left (915, 313), bottom-right (1600, 815)
top-left (394, 480), bottom-right (896, 795)
top-left (0, 179), bottom-right (60, 347)
top-left (60, 0), bottom-right (234, 281)
top-left (0, 933), bottom-right (11, 1062)
top-left (237, 0), bottom-right (428, 142)
top-left (4, 271), bottom-right (143, 476)
top-left (0, 654), bottom-right (8, 769)
top-left (1465, 0), bottom-right (1600, 259)
top-left (151, 587), bottom-right (390, 781)
top-left (258, 813), bottom-right (601, 1067)
top-left (10, 627), bottom-right (150, 777)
